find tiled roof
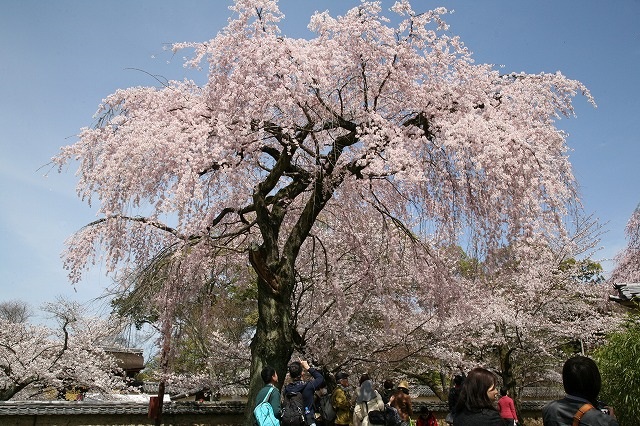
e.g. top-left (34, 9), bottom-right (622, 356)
top-left (219, 386), bottom-right (249, 397)
top-left (0, 401), bottom-right (246, 416)
top-left (520, 386), bottom-right (564, 399)
top-left (609, 283), bottom-right (640, 306)
top-left (409, 385), bottom-right (436, 397)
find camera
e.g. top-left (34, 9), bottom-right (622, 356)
top-left (597, 400), bottom-right (610, 415)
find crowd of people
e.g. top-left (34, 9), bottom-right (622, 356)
top-left (445, 356), bottom-right (618, 426)
top-left (254, 355), bottom-right (619, 426)
top-left (253, 359), bottom-right (418, 426)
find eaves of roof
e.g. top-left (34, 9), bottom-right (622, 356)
top-left (0, 401), bottom-right (245, 416)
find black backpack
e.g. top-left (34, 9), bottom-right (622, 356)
top-left (280, 391), bottom-right (306, 426)
top-left (367, 405), bottom-right (402, 426)
top-left (318, 393), bottom-right (336, 422)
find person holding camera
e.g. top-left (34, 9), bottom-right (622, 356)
top-left (542, 356), bottom-right (618, 426)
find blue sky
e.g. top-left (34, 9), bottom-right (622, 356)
top-left (1, 0), bottom-right (639, 321)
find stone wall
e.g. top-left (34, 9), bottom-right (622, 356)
top-left (0, 400), bottom-right (547, 426)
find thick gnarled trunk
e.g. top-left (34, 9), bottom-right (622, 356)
top-left (244, 258), bottom-right (297, 424)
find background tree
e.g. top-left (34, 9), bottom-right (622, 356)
top-left (440, 217), bottom-right (620, 421)
top-left (53, 1), bottom-right (595, 419)
top-left (610, 202), bottom-right (640, 283)
top-left (593, 202), bottom-right (640, 425)
top-left (559, 258), bottom-right (605, 284)
top-left (0, 298), bottom-right (127, 401)
top-left (0, 300), bottom-right (32, 324)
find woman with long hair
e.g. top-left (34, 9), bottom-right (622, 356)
top-left (453, 367), bottom-right (502, 426)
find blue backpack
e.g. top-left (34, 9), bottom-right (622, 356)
top-left (254, 386), bottom-right (279, 426)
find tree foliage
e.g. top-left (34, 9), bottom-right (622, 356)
top-left (0, 300), bottom-right (32, 324)
top-left (53, 0), bottom-right (597, 417)
top-left (594, 313), bottom-right (640, 426)
top-left (559, 258), bottom-right (605, 284)
top-left (442, 218), bottom-right (619, 414)
top-left (111, 255), bottom-right (256, 387)
top-left (0, 299), bottom-right (128, 401)
top-left (611, 202), bottom-right (640, 283)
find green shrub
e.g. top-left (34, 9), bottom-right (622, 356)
top-left (594, 313), bottom-right (640, 425)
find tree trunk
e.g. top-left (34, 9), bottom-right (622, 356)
top-left (243, 271), bottom-right (296, 425)
top-left (0, 384), bottom-right (21, 401)
top-left (241, 132), bottom-right (342, 423)
top-left (498, 345), bottom-right (522, 425)
top-left (154, 311), bottom-right (173, 426)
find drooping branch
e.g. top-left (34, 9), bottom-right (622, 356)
top-left (83, 215), bottom-right (185, 240)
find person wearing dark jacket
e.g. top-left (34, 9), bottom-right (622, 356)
top-left (448, 375), bottom-right (464, 413)
top-left (542, 356), bottom-right (618, 426)
top-left (446, 374), bottom-right (464, 424)
top-left (284, 359), bottom-right (325, 425)
top-left (453, 367), bottom-right (502, 426)
top-left (381, 379), bottom-right (394, 405)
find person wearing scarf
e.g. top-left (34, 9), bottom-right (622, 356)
top-left (353, 380), bottom-right (385, 426)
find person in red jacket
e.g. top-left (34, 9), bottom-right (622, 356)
top-left (497, 388), bottom-right (518, 426)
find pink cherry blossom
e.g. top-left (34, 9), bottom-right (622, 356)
top-left (611, 203), bottom-right (640, 283)
top-left (52, 1), bottom-right (610, 417)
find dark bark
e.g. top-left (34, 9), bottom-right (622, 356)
top-left (0, 382), bottom-right (30, 401)
top-left (498, 345), bottom-right (522, 425)
top-left (153, 302), bottom-right (174, 426)
top-left (242, 123), bottom-right (356, 424)
top-left (244, 271), bottom-right (296, 425)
